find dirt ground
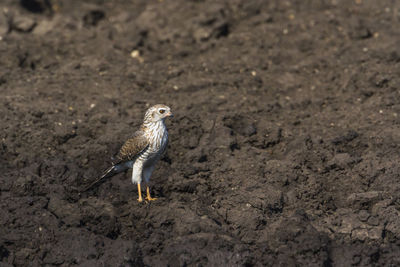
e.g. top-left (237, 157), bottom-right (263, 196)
top-left (1, 0), bottom-right (400, 266)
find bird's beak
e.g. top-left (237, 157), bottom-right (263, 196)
top-left (166, 111), bottom-right (173, 117)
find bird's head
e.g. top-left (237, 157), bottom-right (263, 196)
top-left (144, 104), bottom-right (173, 123)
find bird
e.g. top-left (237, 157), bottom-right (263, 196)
top-left (83, 104), bottom-right (173, 202)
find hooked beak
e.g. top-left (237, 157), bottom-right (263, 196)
top-left (166, 111), bottom-right (173, 117)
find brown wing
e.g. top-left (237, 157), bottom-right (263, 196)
top-left (114, 130), bottom-right (149, 164)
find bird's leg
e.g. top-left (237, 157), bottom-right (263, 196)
top-left (137, 183), bottom-right (143, 202)
top-left (145, 186), bottom-right (157, 201)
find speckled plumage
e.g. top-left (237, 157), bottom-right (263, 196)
top-left (84, 104), bottom-right (172, 201)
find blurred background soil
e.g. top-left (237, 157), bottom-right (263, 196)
top-left (1, 0), bottom-right (400, 266)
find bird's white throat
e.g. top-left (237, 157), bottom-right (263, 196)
top-left (145, 120), bottom-right (168, 148)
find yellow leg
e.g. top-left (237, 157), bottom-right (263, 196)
top-left (137, 183), bottom-right (143, 202)
top-left (145, 186), bottom-right (157, 201)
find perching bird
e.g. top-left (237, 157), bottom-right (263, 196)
top-left (84, 104), bottom-right (173, 202)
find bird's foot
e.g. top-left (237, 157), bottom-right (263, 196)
top-left (145, 196), bottom-right (157, 201)
top-left (137, 197), bottom-right (143, 202)
top-left (145, 186), bottom-right (157, 201)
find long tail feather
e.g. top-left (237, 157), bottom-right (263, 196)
top-left (81, 164), bottom-right (126, 192)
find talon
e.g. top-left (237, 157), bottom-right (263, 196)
top-left (146, 186), bottom-right (157, 201)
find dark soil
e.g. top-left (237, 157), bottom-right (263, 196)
top-left (1, 0), bottom-right (400, 266)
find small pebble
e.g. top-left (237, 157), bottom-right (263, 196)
top-left (130, 50), bottom-right (144, 63)
top-left (130, 50), bottom-right (140, 58)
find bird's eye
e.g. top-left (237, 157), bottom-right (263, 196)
top-left (159, 109), bottom-right (165, 114)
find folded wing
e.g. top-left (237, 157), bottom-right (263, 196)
top-left (114, 130), bottom-right (149, 164)
top-left (82, 130), bottom-right (149, 192)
